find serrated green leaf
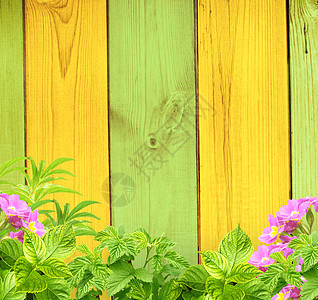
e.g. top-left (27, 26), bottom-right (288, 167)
top-left (236, 279), bottom-right (271, 300)
top-left (182, 290), bottom-right (205, 300)
top-left (206, 277), bottom-right (245, 299)
top-left (23, 230), bottom-right (46, 265)
top-left (106, 270), bottom-right (134, 296)
top-left (34, 277), bottom-right (70, 300)
top-left (0, 271), bottom-right (26, 300)
top-left (227, 263), bottom-right (261, 283)
top-left (218, 225), bottom-right (253, 270)
top-left (301, 266), bottom-right (318, 300)
top-left (14, 257), bottom-right (47, 293)
top-left (178, 265), bottom-right (209, 292)
top-left (77, 244), bottom-right (94, 258)
top-left (200, 251), bottom-right (229, 280)
top-left (151, 254), bottom-right (163, 272)
top-left (258, 264), bottom-right (286, 290)
top-left (133, 268), bottom-right (152, 282)
top-left (42, 225), bottom-right (76, 260)
top-left (0, 239), bottom-right (23, 267)
top-left (39, 257), bottom-right (72, 278)
top-left (270, 252), bottom-right (288, 265)
top-left (68, 256), bottom-right (93, 287)
top-left (164, 251), bottom-right (189, 269)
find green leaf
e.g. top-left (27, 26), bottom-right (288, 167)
top-left (23, 230), bottom-right (46, 265)
top-left (270, 252), bottom-right (288, 265)
top-left (95, 226), bottom-right (119, 242)
top-left (206, 277), bottom-right (245, 299)
top-left (301, 266), bottom-right (318, 300)
top-left (151, 254), bottom-right (163, 272)
top-left (158, 280), bottom-right (173, 300)
top-left (128, 231), bottom-right (149, 251)
top-left (218, 225), bottom-right (253, 270)
top-left (0, 271), bottom-right (26, 300)
top-left (68, 256), bottom-right (93, 287)
top-left (128, 278), bottom-right (147, 300)
top-left (41, 158), bottom-right (74, 177)
top-left (0, 239), bottom-right (23, 267)
top-left (178, 265), bottom-right (209, 292)
top-left (182, 290), bottom-right (205, 300)
top-left (30, 200), bottom-right (54, 211)
top-left (14, 257), bottom-right (47, 293)
top-left (0, 157), bottom-right (26, 179)
top-left (257, 264), bottom-right (286, 290)
top-left (134, 268), bottom-right (152, 282)
top-left (227, 263), bottom-right (262, 283)
top-left (300, 246), bottom-right (318, 272)
top-left (42, 225), bottom-right (76, 260)
top-left (106, 270), bottom-right (134, 296)
top-left (156, 237), bottom-right (176, 254)
top-left (77, 244), bottom-right (95, 258)
top-left (34, 276), bottom-right (71, 300)
top-left (39, 257), bottom-right (72, 278)
top-left (236, 279), bottom-right (271, 300)
top-left (200, 251), bottom-right (229, 280)
top-left (164, 251), bottom-right (190, 269)
top-left (66, 201), bottom-right (100, 221)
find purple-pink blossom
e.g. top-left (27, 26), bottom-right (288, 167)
top-left (23, 209), bottom-right (46, 237)
top-left (259, 214), bottom-right (285, 244)
top-left (10, 231), bottom-right (25, 243)
top-left (248, 245), bottom-right (275, 272)
top-left (276, 199), bottom-right (308, 224)
top-left (0, 194), bottom-right (30, 219)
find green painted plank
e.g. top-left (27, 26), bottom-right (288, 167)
top-left (0, 0), bottom-right (25, 183)
top-left (290, 1), bottom-right (318, 199)
top-left (108, 0), bottom-right (197, 265)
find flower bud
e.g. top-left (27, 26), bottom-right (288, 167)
top-left (306, 205), bottom-right (315, 231)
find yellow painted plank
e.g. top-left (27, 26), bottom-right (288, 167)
top-left (289, 0), bottom-right (318, 199)
top-left (24, 0), bottom-right (109, 253)
top-left (198, 0), bottom-right (290, 251)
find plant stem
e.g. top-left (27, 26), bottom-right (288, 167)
top-left (143, 247), bottom-right (152, 268)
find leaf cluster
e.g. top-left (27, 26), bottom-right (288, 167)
top-left (0, 224), bottom-right (76, 300)
top-left (176, 225), bottom-right (268, 300)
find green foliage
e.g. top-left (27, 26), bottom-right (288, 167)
top-left (0, 225), bottom-right (75, 299)
top-left (0, 156), bottom-right (99, 237)
top-left (175, 225), bottom-right (263, 299)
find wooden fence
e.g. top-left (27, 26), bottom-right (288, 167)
top-left (0, 0), bottom-right (317, 270)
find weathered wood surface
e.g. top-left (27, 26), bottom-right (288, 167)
top-left (108, 0), bottom-right (198, 264)
top-left (290, 0), bottom-right (318, 200)
top-left (24, 0), bottom-right (110, 259)
top-left (198, 0), bottom-right (290, 251)
top-left (0, 0), bottom-right (25, 183)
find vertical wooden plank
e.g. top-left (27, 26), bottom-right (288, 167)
top-left (198, 0), bottom-right (290, 251)
top-left (109, 0), bottom-right (198, 264)
top-left (24, 0), bottom-right (109, 250)
top-left (0, 0), bottom-right (25, 182)
top-left (290, 1), bottom-right (318, 200)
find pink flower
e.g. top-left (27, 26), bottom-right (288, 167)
top-left (248, 245), bottom-right (275, 272)
top-left (272, 285), bottom-right (301, 300)
top-left (8, 216), bottom-right (25, 229)
top-left (270, 242), bottom-right (294, 258)
top-left (10, 231), bottom-right (25, 243)
top-left (276, 199), bottom-right (308, 224)
top-left (0, 194), bottom-right (30, 219)
top-left (283, 221), bottom-right (299, 234)
top-left (298, 196), bottom-right (318, 212)
top-left (23, 209), bottom-right (45, 237)
top-left (259, 214), bottom-right (285, 244)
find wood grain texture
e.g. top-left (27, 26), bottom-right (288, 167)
top-left (198, 0), bottom-right (290, 251)
top-left (24, 0), bottom-right (109, 256)
top-left (108, 0), bottom-right (198, 265)
top-left (0, 0), bottom-right (25, 182)
top-left (290, 0), bottom-right (318, 199)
